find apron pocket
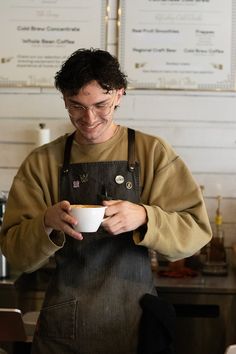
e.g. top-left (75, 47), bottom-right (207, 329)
top-left (37, 299), bottom-right (77, 339)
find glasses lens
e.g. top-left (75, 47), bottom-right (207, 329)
top-left (92, 103), bottom-right (112, 116)
top-left (67, 94), bottom-right (115, 117)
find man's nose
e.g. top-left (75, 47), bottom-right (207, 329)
top-left (84, 108), bottom-right (97, 121)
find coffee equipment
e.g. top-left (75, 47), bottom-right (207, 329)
top-left (0, 192), bottom-right (7, 226)
top-left (0, 252), bottom-right (8, 279)
top-left (0, 192), bottom-right (8, 278)
top-left (202, 196), bottom-right (228, 275)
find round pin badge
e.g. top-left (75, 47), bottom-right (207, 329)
top-left (115, 175), bottom-right (125, 184)
top-left (126, 181), bottom-right (133, 190)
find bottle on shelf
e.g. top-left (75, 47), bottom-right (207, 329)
top-left (209, 196), bottom-right (226, 263)
top-left (199, 185), bottom-right (208, 262)
top-left (148, 249), bottom-right (158, 272)
top-left (202, 195), bottom-right (228, 275)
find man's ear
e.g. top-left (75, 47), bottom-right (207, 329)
top-left (116, 88), bottom-right (125, 104)
top-left (62, 94), bottom-right (67, 108)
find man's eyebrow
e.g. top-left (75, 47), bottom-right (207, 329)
top-left (67, 96), bottom-right (111, 106)
top-left (67, 98), bottom-right (83, 105)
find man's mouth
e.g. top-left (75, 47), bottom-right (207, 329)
top-left (79, 123), bottom-right (101, 131)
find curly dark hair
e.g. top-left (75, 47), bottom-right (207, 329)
top-left (55, 48), bottom-right (128, 95)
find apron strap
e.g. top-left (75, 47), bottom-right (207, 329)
top-left (128, 128), bottom-right (136, 172)
top-left (62, 131), bottom-right (76, 174)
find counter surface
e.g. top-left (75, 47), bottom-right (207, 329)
top-left (154, 268), bottom-right (236, 294)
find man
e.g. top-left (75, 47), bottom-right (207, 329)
top-left (0, 48), bottom-right (212, 353)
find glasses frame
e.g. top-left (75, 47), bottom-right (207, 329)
top-left (66, 92), bottom-right (117, 118)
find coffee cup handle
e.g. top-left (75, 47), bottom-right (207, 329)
top-left (102, 216), bottom-right (111, 223)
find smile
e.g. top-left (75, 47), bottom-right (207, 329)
top-left (79, 122), bottom-right (101, 130)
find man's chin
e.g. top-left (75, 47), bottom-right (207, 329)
top-left (79, 129), bottom-right (102, 144)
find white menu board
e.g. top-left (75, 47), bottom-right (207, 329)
top-left (0, 0), bottom-right (107, 88)
top-left (118, 0), bottom-right (236, 90)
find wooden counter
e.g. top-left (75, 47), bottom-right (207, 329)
top-left (154, 268), bottom-right (236, 354)
top-left (0, 277), bottom-right (18, 308)
top-left (0, 266), bottom-right (50, 313)
top-left (155, 267), bottom-right (236, 294)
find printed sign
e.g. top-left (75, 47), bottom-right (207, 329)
top-left (0, 0), bottom-right (107, 87)
top-left (118, 0), bottom-right (236, 90)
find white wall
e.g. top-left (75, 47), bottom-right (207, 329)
top-left (0, 0), bottom-right (236, 247)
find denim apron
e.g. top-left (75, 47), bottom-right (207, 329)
top-left (32, 129), bottom-right (156, 354)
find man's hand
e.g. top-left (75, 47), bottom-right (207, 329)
top-left (102, 200), bottom-right (147, 235)
top-left (44, 200), bottom-right (83, 240)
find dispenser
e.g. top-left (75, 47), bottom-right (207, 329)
top-left (0, 191), bottom-right (8, 278)
top-left (202, 195), bottom-right (228, 275)
top-left (0, 192), bottom-right (6, 225)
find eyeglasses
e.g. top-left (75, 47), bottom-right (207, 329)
top-left (66, 93), bottom-right (116, 118)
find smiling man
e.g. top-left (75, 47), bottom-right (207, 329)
top-left (64, 82), bottom-right (119, 144)
top-left (0, 48), bottom-right (212, 354)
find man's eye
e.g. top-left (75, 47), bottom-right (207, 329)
top-left (72, 105), bottom-right (83, 109)
top-left (96, 103), bottom-right (107, 108)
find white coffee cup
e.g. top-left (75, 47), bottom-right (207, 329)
top-left (70, 204), bottom-right (106, 233)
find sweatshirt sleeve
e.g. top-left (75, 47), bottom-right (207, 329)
top-left (133, 137), bottom-right (212, 261)
top-left (0, 148), bottom-right (65, 273)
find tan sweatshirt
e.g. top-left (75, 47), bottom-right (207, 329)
top-left (0, 126), bottom-right (212, 272)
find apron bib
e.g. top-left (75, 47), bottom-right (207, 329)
top-left (32, 129), bottom-right (156, 354)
